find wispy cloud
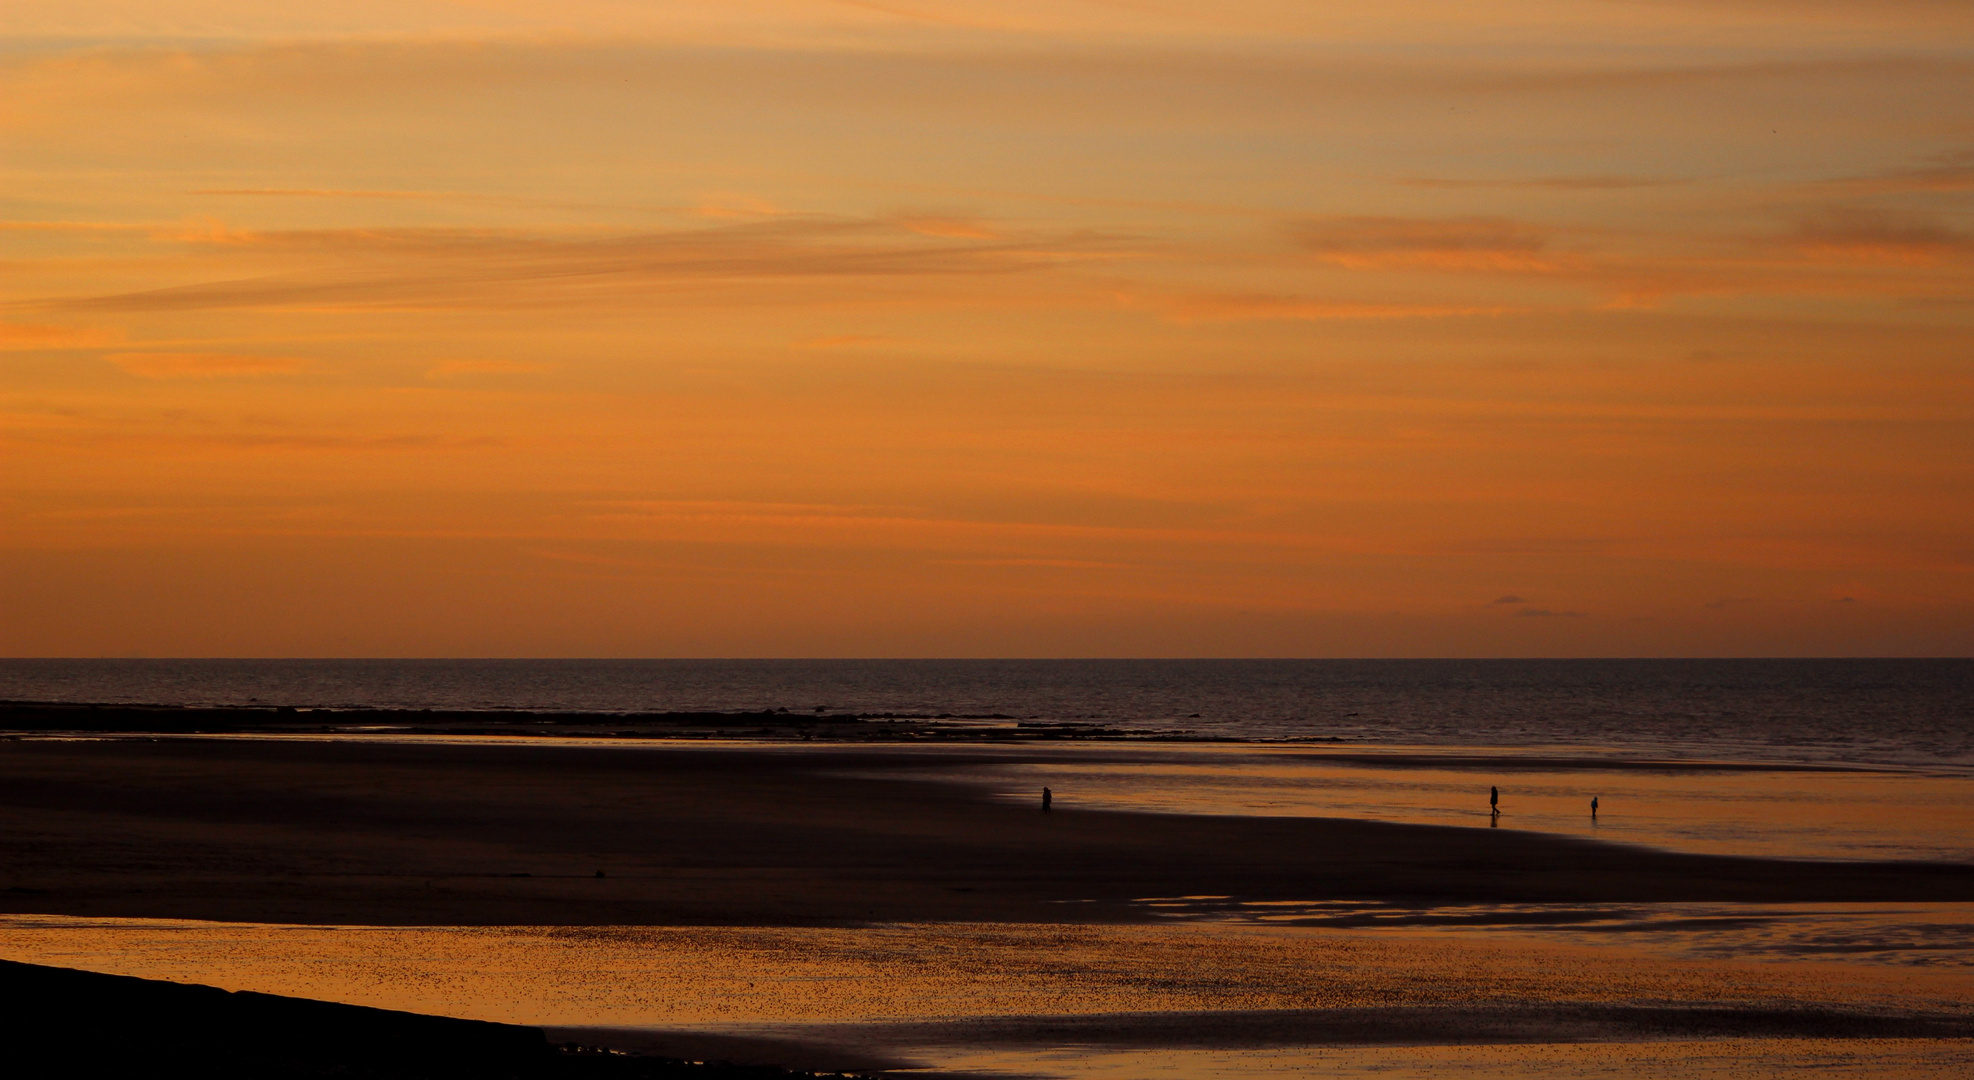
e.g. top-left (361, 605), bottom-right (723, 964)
top-left (108, 352), bottom-right (305, 377)
top-left (1146, 291), bottom-right (1514, 323)
top-left (0, 321), bottom-right (119, 350)
top-left (932, 557), bottom-right (1133, 569)
top-left (795, 334), bottom-right (896, 348)
top-left (194, 188), bottom-right (458, 201)
top-left (1265, 209), bottom-right (1974, 308)
top-left (895, 213), bottom-right (997, 239)
top-left (1451, 55), bottom-right (1974, 95)
top-left (1291, 216), bottom-right (1564, 273)
top-left (1790, 206), bottom-right (1974, 265)
top-left (1818, 147), bottom-right (1974, 194)
top-left (31, 217), bottom-right (1133, 314)
top-left (425, 359), bottom-right (554, 378)
top-left (1396, 175), bottom-right (1684, 191)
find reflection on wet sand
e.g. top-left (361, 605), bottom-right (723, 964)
top-left (914, 744), bottom-right (1974, 862)
top-left (1, 914), bottom-right (1969, 1078)
top-left (913, 1039), bottom-right (1974, 1080)
top-left (1129, 900), bottom-right (1974, 966)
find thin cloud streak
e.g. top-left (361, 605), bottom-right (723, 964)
top-left (0, 321), bottom-right (120, 350)
top-left (29, 218), bottom-right (1139, 313)
top-left (1147, 293), bottom-right (1517, 323)
top-left (1396, 175), bottom-right (1687, 191)
top-left (107, 352), bottom-right (306, 377)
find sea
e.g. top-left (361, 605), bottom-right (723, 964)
top-left (2, 657), bottom-right (1970, 770)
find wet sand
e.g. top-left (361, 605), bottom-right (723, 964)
top-left (3, 734), bottom-right (1971, 1078)
top-left (876, 743), bottom-right (1974, 861)
top-left (1, 736), bottom-right (1971, 926)
top-left (4, 915), bottom-right (1969, 1077)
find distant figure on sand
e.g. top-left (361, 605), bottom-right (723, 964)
top-left (1043, 787), bottom-right (1053, 812)
top-left (1489, 786), bottom-right (1499, 814)
top-left (1591, 796), bottom-right (1599, 818)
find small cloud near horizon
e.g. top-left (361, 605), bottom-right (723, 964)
top-left (1491, 594), bottom-right (1524, 604)
top-left (1515, 607), bottom-right (1585, 618)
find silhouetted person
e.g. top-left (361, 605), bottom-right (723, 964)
top-left (1489, 785), bottom-right (1499, 814)
top-left (1042, 786), bottom-right (1052, 812)
top-left (1591, 796), bottom-right (1599, 818)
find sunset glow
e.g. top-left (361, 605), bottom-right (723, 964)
top-left (5, 2), bottom-right (1971, 656)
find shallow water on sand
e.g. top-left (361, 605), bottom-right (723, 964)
top-left (2, 913), bottom-right (1970, 1078)
top-left (1124, 901), bottom-right (1974, 967)
top-left (911, 1040), bottom-right (1974, 1080)
top-left (854, 742), bottom-right (1974, 863)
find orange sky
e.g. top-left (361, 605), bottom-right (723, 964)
top-left (3, 2), bottom-right (1971, 657)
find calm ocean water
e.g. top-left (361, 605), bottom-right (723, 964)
top-left (2, 658), bottom-right (1969, 770)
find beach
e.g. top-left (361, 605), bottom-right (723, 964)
top-left (2, 735), bottom-right (1970, 926)
top-left (1, 730), bottom-right (1971, 1076)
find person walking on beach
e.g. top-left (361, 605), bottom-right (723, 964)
top-left (1042, 786), bottom-right (1053, 812)
top-left (1489, 785), bottom-right (1499, 815)
top-left (1591, 796), bottom-right (1599, 818)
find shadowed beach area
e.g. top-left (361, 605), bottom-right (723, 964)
top-left (1, 958), bottom-right (864, 1078)
top-left (1, 733), bottom-right (1970, 926)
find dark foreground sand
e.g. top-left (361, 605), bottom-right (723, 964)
top-left (3, 959), bottom-right (849, 1079)
top-left (0, 735), bottom-right (1969, 926)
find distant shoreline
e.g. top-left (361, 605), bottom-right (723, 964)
top-left (0, 699), bottom-right (1182, 742)
top-left (6, 657), bottom-right (1967, 773)
top-left (0, 702), bottom-right (1908, 772)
